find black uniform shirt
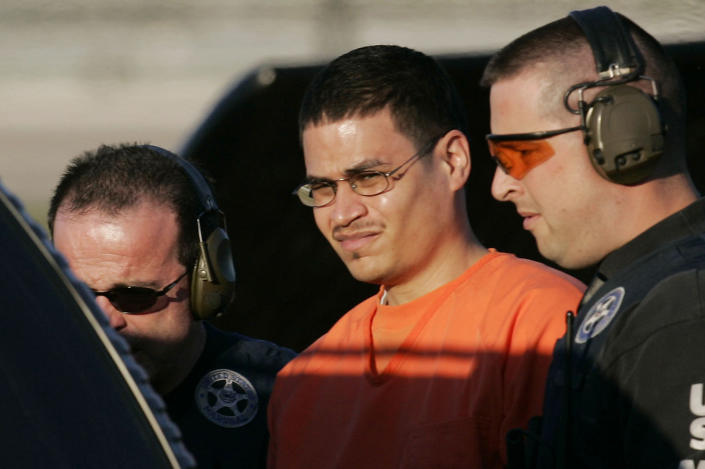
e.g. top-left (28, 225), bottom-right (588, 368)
top-left (537, 198), bottom-right (705, 469)
top-left (164, 322), bottom-right (296, 469)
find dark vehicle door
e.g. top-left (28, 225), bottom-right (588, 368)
top-left (0, 183), bottom-right (195, 468)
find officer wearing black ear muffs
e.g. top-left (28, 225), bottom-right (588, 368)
top-left (482, 5), bottom-right (705, 468)
top-left (49, 143), bottom-right (296, 468)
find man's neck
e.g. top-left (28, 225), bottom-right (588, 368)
top-left (610, 175), bottom-right (699, 256)
top-left (383, 234), bottom-right (487, 306)
top-left (154, 321), bottom-right (207, 395)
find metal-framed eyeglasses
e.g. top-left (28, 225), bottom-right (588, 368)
top-left (293, 131), bottom-right (448, 208)
top-left (91, 271), bottom-right (188, 314)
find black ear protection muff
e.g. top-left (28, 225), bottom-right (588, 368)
top-left (142, 145), bottom-right (236, 320)
top-left (566, 6), bottom-right (665, 185)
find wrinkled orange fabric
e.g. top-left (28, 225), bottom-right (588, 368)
top-left (268, 250), bottom-right (584, 469)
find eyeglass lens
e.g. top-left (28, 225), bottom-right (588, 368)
top-left (486, 126), bottom-right (583, 179)
top-left (92, 271), bottom-right (187, 314)
top-left (488, 139), bottom-right (556, 180)
top-left (296, 172), bottom-right (390, 207)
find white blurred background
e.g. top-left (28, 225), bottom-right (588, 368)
top-left (2, 0), bottom-right (704, 225)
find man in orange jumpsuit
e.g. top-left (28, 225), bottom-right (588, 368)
top-left (267, 45), bottom-right (585, 469)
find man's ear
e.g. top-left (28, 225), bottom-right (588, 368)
top-left (438, 129), bottom-right (471, 191)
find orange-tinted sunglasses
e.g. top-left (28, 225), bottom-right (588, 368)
top-left (486, 126), bottom-right (584, 180)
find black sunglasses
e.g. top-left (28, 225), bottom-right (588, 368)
top-left (91, 271), bottom-right (188, 314)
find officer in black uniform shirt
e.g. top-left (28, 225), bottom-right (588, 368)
top-left (482, 6), bottom-right (705, 468)
top-left (49, 143), bottom-right (296, 468)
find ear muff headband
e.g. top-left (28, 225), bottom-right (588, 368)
top-left (570, 6), bottom-right (643, 79)
top-left (567, 6), bottom-right (665, 185)
top-left (142, 145), bottom-right (236, 319)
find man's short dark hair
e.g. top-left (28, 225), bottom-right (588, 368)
top-left (48, 143), bottom-right (205, 270)
top-left (299, 44), bottom-right (469, 148)
top-left (480, 11), bottom-right (687, 174)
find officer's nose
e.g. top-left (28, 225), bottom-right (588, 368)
top-left (490, 165), bottom-right (523, 202)
top-left (94, 296), bottom-right (128, 331)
